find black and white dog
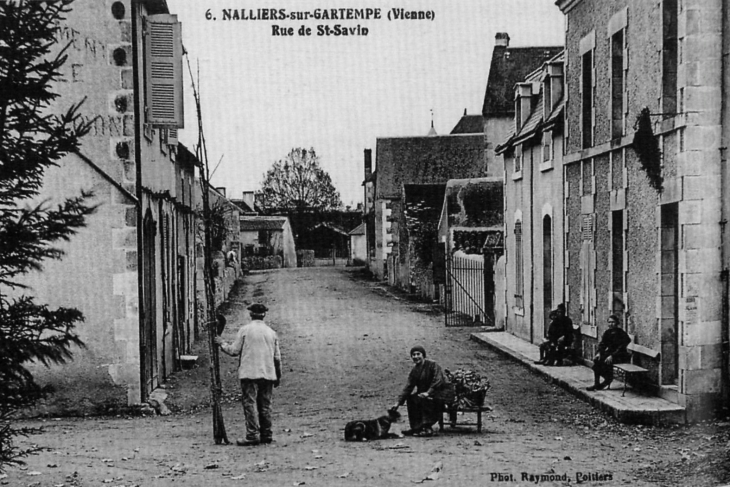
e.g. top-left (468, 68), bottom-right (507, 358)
top-left (344, 408), bottom-right (401, 441)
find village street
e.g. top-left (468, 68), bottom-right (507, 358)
top-left (4, 267), bottom-right (730, 487)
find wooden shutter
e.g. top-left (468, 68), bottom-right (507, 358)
top-left (168, 127), bottom-right (178, 146)
top-left (145, 14), bottom-right (183, 127)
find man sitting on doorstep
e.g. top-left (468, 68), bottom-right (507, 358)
top-left (534, 303), bottom-right (574, 366)
top-left (586, 314), bottom-right (631, 391)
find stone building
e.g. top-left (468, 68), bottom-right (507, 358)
top-left (557, 0), bottom-right (728, 420)
top-left (372, 131), bottom-right (485, 281)
top-left (367, 34), bottom-right (560, 283)
top-left (239, 215), bottom-right (297, 268)
top-left (496, 51), bottom-right (567, 344)
top-left (481, 33), bottom-right (563, 178)
top-left (17, 0), bottom-right (238, 414)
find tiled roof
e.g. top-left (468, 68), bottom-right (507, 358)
top-left (239, 216), bottom-right (288, 231)
top-left (495, 50), bottom-right (566, 154)
top-left (375, 134), bottom-right (485, 199)
top-left (312, 221), bottom-right (350, 235)
top-left (450, 114), bottom-right (484, 134)
top-left (230, 199), bottom-right (256, 213)
top-left (516, 92), bottom-right (544, 139)
top-left (364, 169), bottom-right (377, 184)
top-left (545, 97), bottom-right (565, 126)
top-left (482, 45), bottom-right (563, 117)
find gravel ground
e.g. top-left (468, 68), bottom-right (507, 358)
top-left (3, 266), bottom-right (730, 487)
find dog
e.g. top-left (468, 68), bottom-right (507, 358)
top-left (344, 408), bottom-right (401, 441)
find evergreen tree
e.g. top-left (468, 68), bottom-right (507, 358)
top-left (0, 0), bottom-right (96, 470)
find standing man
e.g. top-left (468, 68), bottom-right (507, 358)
top-left (215, 303), bottom-right (281, 446)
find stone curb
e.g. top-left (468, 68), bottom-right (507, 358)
top-left (469, 333), bottom-right (686, 425)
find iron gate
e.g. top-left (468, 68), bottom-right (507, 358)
top-left (443, 252), bottom-right (493, 327)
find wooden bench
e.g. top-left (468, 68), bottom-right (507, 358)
top-left (438, 403), bottom-right (492, 433)
top-left (611, 338), bottom-right (660, 396)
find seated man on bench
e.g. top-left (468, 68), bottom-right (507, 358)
top-left (534, 303), bottom-right (574, 366)
top-left (586, 314), bottom-right (631, 391)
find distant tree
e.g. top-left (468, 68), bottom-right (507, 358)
top-left (0, 0), bottom-right (96, 470)
top-left (259, 148), bottom-right (342, 211)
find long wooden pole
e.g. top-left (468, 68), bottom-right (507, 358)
top-left (186, 54), bottom-right (229, 445)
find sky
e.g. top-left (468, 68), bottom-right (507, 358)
top-left (166, 0), bottom-right (566, 207)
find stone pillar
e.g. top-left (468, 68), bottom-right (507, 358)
top-left (676, 0), bottom-right (724, 420)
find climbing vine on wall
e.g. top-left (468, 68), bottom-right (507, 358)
top-left (632, 107), bottom-right (663, 193)
top-left (404, 202), bottom-right (439, 266)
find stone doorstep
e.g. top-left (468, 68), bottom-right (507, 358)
top-left (470, 332), bottom-right (686, 425)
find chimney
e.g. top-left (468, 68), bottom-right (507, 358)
top-left (215, 187), bottom-right (226, 197)
top-left (495, 32), bottom-right (510, 48)
top-left (364, 149), bottom-right (372, 179)
top-left (242, 191), bottom-right (255, 210)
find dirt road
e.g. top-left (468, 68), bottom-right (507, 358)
top-left (4, 267), bottom-right (729, 486)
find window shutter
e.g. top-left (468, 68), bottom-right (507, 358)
top-left (581, 215), bottom-right (593, 241)
top-left (591, 60), bottom-right (596, 143)
top-left (624, 43), bottom-right (629, 124)
top-left (145, 14), bottom-right (184, 128)
top-left (168, 127), bottom-right (178, 146)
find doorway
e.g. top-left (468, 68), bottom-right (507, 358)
top-left (660, 203), bottom-right (679, 385)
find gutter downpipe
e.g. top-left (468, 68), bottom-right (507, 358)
top-left (529, 139), bottom-right (536, 345)
top-left (131, 0), bottom-right (146, 403)
top-left (720, 0), bottom-right (730, 408)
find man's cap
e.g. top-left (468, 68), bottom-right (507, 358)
top-left (248, 303), bottom-right (268, 314)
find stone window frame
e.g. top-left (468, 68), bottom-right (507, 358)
top-left (608, 7), bottom-right (629, 140)
top-left (580, 30), bottom-right (596, 149)
top-left (512, 145), bottom-right (524, 181)
top-left (661, 0), bottom-right (679, 117)
top-left (513, 211), bottom-right (525, 315)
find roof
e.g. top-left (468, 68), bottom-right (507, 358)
top-left (312, 222), bottom-right (350, 236)
top-left (450, 114), bottom-right (484, 134)
top-left (495, 51), bottom-right (566, 154)
top-left (177, 143), bottom-right (203, 169)
top-left (239, 216), bottom-right (288, 231)
top-left (482, 45), bottom-right (563, 117)
top-left (348, 222), bottom-right (366, 236)
top-left (375, 134), bottom-right (485, 199)
top-left (364, 169), bottom-right (377, 184)
top-left (144, 0), bottom-right (169, 14)
top-left (230, 199), bottom-right (257, 214)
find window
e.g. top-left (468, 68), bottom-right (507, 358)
top-left (662, 0), bottom-right (678, 116)
top-left (579, 215), bottom-right (595, 324)
top-left (515, 220), bottom-right (524, 308)
top-left (611, 210), bottom-right (625, 314)
top-left (543, 76), bottom-right (552, 120)
top-left (611, 29), bottom-right (625, 138)
top-left (543, 215), bottom-right (553, 311)
top-left (514, 148), bottom-right (524, 174)
top-left (581, 49), bottom-right (594, 148)
top-left (258, 230), bottom-right (269, 244)
top-left (542, 131), bottom-right (552, 163)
